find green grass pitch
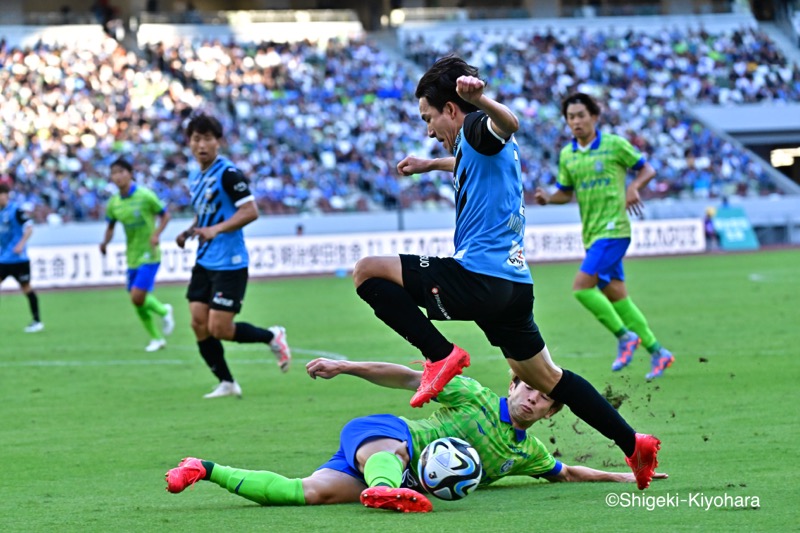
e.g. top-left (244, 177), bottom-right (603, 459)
top-left (1, 249), bottom-right (797, 532)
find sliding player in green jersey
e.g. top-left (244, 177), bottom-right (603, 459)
top-left (100, 157), bottom-right (174, 352)
top-left (165, 358), bottom-right (666, 513)
top-left (535, 93), bottom-right (674, 380)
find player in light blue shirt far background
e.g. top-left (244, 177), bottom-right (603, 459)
top-left (0, 182), bottom-right (43, 332)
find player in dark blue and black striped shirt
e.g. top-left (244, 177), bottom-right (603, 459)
top-left (176, 113), bottom-right (291, 399)
top-left (353, 56), bottom-right (661, 491)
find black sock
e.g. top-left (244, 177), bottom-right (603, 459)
top-left (233, 322), bottom-right (274, 344)
top-left (357, 278), bottom-right (452, 361)
top-left (549, 369), bottom-right (637, 456)
top-left (201, 460), bottom-right (215, 480)
top-left (27, 291), bottom-right (40, 322)
top-left (197, 337), bottom-right (233, 382)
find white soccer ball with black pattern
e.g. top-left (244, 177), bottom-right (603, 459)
top-left (417, 437), bottom-right (482, 501)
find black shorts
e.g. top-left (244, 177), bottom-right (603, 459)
top-left (186, 265), bottom-right (248, 313)
top-left (400, 254), bottom-right (545, 361)
top-left (0, 261), bottom-right (31, 285)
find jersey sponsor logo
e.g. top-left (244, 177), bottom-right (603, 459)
top-left (419, 255), bottom-right (430, 268)
top-left (506, 241), bottom-right (526, 269)
top-left (579, 177), bottom-right (611, 190)
top-left (212, 292), bottom-right (234, 308)
top-left (431, 286), bottom-right (451, 320)
top-left (197, 203), bottom-right (217, 215)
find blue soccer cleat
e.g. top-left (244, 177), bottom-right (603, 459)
top-left (646, 349), bottom-right (675, 380)
top-left (612, 332), bottom-right (640, 371)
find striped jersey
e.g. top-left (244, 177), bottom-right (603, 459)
top-left (452, 111), bottom-right (531, 284)
top-left (0, 201), bottom-right (32, 264)
top-left (189, 156), bottom-right (254, 270)
top-left (402, 376), bottom-right (560, 486)
top-left (556, 130), bottom-right (645, 248)
top-left (105, 185), bottom-right (166, 269)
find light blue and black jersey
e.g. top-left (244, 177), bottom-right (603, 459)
top-left (189, 156), bottom-right (255, 271)
top-left (452, 111), bottom-right (532, 284)
top-left (0, 201), bottom-right (32, 264)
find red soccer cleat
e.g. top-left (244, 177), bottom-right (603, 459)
top-left (165, 457), bottom-right (207, 494)
top-left (625, 434), bottom-right (661, 490)
top-left (360, 486), bottom-right (433, 513)
top-left (410, 345), bottom-right (471, 408)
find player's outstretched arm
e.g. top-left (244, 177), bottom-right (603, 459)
top-left (306, 358), bottom-right (421, 391)
top-left (545, 464), bottom-right (668, 483)
top-left (397, 156), bottom-right (455, 176)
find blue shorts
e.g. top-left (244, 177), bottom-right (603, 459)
top-left (580, 238), bottom-right (630, 290)
top-left (317, 414), bottom-right (413, 482)
top-left (127, 263), bottom-right (160, 292)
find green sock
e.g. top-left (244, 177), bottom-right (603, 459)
top-left (209, 464), bottom-right (305, 506)
top-left (612, 297), bottom-right (662, 353)
top-left (143, 294), bottom-right (167, 317)
top-left (363, 451), bottom-right (403, 488)
top-left (135, 305), bottom-right (162, 340)
top-left (574, 289), bottom-right (627, 337)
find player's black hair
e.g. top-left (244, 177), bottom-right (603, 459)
top-left (561, 93), bottom-right (601, 118)
top-left (185, 112), bottom-right (223, 139)
top-left (415, 55), bottom-right (480, 114)
top-left (110, 156), bottom-right (133, 173)
top-left (510, 374), bottom-right (565, 416)
top-left (0, 183), bottom-right (10, 194)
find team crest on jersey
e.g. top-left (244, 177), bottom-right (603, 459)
top-left (595, 160), bottom-right (604, 173)
top-left (500, 459), bottom-right (514, 474)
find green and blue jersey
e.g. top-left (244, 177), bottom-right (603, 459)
top-left (556, 131), bottom-right (645, 248)
top-left (106, 185), bottom-right (166, 269)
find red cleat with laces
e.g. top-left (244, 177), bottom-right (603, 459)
top-left (165, 457), bottom-right (207, 494)
top-left (410, 345), bottom-right (470, 408)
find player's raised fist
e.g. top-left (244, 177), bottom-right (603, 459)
top-left (456, 76), bottom-right (485, 105)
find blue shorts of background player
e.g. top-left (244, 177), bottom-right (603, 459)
top-left (579, 238), bottom-right (630, 290)
top-left (127, 262), bottom-right (161, 292)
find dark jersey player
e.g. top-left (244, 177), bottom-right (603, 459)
top-left (352, 56), bottom-right (660, 490)
top-left (176, 113), bottom-right (291, 398)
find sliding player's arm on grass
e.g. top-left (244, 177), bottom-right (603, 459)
top-left (306, 358), bottom-right (421, 391)
top-left (543, 464), bottom-right (668, 483)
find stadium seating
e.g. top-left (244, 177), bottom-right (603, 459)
top-left (0, 17), bottom-right (795, 222)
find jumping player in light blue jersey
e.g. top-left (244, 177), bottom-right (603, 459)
top-left (176, 113), bottom-right (291, 399)
top-left (352, 56), bottom-right (661, 491)
top-left (0, 182), bottom-right (43, 332)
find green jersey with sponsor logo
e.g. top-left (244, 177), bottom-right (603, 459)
top-left (402, 376), bottom-right (558, 485)
top-left (557, 131), bottom-right (645, 248)
top-left (106, 185), bottom-right (166, 269)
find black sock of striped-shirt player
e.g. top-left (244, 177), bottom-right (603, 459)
top-left (356, 277), bottom-right (453, 362)
top-left (197, 337), bottom-right (234, 382)
top-left (27, 291), bottom-right (40, 322)
top-left (232, 322), bottom-right (274, 344)
top-left (549, 369), bottom-right (637, 457)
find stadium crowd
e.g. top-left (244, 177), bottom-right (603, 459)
top-left (0, 23), bottom-right (793, 222)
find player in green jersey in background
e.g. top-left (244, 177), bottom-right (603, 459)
top-left (165, 358), bottom-right (666, 512)
top-left (100, 157), bottom-right (174, 352)
top-left (535, 93), bottom-right (674, 380)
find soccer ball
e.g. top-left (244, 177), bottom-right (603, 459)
top-left (417, 437), bottom-right (482, 501)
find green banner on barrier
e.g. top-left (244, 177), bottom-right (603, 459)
top-left (712, 207), bottom-right (760, 251)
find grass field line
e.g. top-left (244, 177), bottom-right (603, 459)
top-left (0, 347), bottom-right (520, 367)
